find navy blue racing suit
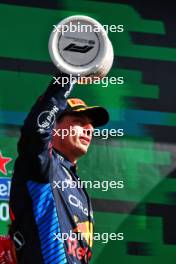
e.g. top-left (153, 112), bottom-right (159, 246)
top-left (9, 74), bottom-right (94, 264)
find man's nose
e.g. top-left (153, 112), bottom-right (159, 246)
top-left (83, 123), bottom-right (94, 136)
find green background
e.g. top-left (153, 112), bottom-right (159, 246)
top-left (0, 0), bottom-right (176, 263)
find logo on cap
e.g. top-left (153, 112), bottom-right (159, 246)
top-left (67, 99), bottom-right (86, 108)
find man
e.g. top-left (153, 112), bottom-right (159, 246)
top-left (9, 72), bottom-right (109, 264)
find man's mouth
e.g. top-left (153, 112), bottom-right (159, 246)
top-left (79, 136), bottom-right (91, 145)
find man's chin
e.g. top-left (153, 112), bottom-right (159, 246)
top-left (76, 144), bottom-right (89, 156)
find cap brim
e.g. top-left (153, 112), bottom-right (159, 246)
top-left (72, 106), bottom-right (109, 127)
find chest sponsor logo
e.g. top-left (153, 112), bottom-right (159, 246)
top-left (68, 194), bottom-right (88, 216)
top-left (67, 238), bottom-right (92, 263)
top-left (73, 221), bottom-right (93, 247)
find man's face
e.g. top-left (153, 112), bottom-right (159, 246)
top-left (52, 113), bottom-right (94, 162)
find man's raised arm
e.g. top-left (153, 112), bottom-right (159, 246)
top-left (17, 73), bottom-right (74, 167)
